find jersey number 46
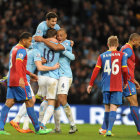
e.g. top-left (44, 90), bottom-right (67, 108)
top-left (104, 59), bottom-right (119, 75)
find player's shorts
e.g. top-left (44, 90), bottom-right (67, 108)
top-left (7, 86), bottom-right (32, 101)
top-left (57, 77), bottom-right (72, 95)
top-left (123, 81), bottom-right (136, 97)
top-left (28, 82), bottom-right (34, 97)
top-left (103, 91), bottom-right (122, 105)
top-left (38, 76), bottom-right (58, 99)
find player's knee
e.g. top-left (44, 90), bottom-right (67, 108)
top-left (5, 99), bottom-right (15, 108)
top-left (58, 95), bottom-right (67, 106)
top-left (25, 99), bottom-right (34, 107)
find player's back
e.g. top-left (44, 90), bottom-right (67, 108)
top-left (100, 50), bottom-right (125, 92)
top-left (59, 40), bottom-right (73, 78)
top-left (33, 42), bottom-right (60, 79)
top-left (120, 43), bottom-right (135, 82)
top-left (8, 44), bottom-right (28, 86)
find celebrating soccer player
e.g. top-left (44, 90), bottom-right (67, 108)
top-left (87, 36), bottom-right (128, 136)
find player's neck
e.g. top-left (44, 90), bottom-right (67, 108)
top-left (127, 41), bottom-right (133, 48)
top-left (108, 46), bottom-right (117, 51)
top-left (18, 42), bottom-right (25, 48)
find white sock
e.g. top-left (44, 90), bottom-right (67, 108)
top-left (13, 103), bottom-right (27, 123)
top-left (42, 105), bottom-right (54, 125)
top-left (63, 103), bottom-right (75, 126)
top-left (54, 107), bottom-right (61, 130)
top-left (22, 113), bottom-right (30, 130)
top-left (39, 100), bottom-right (48, 122)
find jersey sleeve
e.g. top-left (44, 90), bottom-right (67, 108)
top-left (55, 24), bottom-right (60, 30)
top-left (122, 48), bottom-right (133, 60)
top-left (16, 49), bottom-right (26, 61)
top-left (62, 50), bottom-right (75, 60)
top-left (33, 49), bottom-right (42, 62)
top-left (96, 55), bottom-right (102, 68)
top-left (35, 23), bottom-right (44, 36)
top-left (121, 53), bottom-right (127, 67)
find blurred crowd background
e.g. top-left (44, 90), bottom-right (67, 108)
top-left (0, 0), bottom-right (140, 105)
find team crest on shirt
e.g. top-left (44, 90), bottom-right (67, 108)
top-left (18, 53), bottom-right (24, 59)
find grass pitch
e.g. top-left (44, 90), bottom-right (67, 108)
top-left (1, 123), bottom-right (140, 140)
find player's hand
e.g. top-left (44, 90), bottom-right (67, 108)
top-left (19, 78), bottom-right (25, 88)
top-left (70, 40), bottom-right (74, 47)
top-left (87, 85), bottom-right (92, 94)
top-left (41, 57), bottom-right (47, 64)
top-left (30, 73), bottom-right (38, 81)
top-left (53, 63), bottom-right (60, 70)
top-left (134, 80), bottom-right (140, 89)
top-left (34, 36), bottom-right (44, 42)
top-left (123, 84), bottom-right (128, 89)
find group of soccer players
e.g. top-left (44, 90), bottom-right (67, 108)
top-left (0, 11), bottom-right (140, 137)
top-left (0, 12), bottom-right (77, 135)
top-left (87, 33), bottom-right (140, 136)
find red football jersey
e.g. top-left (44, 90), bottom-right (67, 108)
top-left (121, 43), bottom-right (135, 83)
top-left (8, 44), bottom-right (29, 87)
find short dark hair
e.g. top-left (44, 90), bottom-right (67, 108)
top-left (19, 32), bottom-right (32, 41)
top-left (46, 29), bottom-right (57, 38)
top-left (129, 33), bottom-right (140, 41)
top-left (46, 12), bottom-right (58, 20)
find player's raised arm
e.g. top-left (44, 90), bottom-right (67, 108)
top-left (87, 55), bottom-right (102, 94)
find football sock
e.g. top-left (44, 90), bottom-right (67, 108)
top-left (22, 113), bottom-right (30, 130)
top-left (63, 103), bottom-right (75, 126)
top-left (107, 111), bottom-right (116, 131)
top-left (42, 105), bottom-right (54, 126)
top-left (0, 105), bottom-right (10, 130)
top-left (54, 106), bottom-right (61, 130)
top-left (14, 103), bottom-right (26, 122)
top-left (102, 112), bottom-right (109, 129)
top-left (39, 100), bottom-right (48, 122)
top-left (130, 106), bottom-right (140, 132)
top-left (26, 107), bottom-right (40, 132)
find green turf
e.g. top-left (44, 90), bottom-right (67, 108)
top-left (0, 123), bottom-right (140, 140)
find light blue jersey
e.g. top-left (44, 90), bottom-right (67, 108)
top-left (59, 40), bottom-right (75, 78)
top-left (34, 21), bottom-right (60, 36)
top-left (26, 49), bottom-right (42, 82)
top-left (33, 42), bottom-right (60, 79)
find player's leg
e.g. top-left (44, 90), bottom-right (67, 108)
top-left (0, 87), bottom-right (15, 135)
top-left (41, 77), bottom-right (58, 127)
top-left (23, 85), bottom-right (52, 134)
top-left (38, 99), bottom-right (48, 123)
top-left (53, 100), bottom-right (61, 132)
top-left (57, 77), bottom-right (77, 134)
top-left (124, 81), bottom-right (140, 134)
top-left (99, 104), bottom-right (109, 135)
top-left (99, 91), bottom-right (110, 135)
top-left (105, 91), bottom-right (122, 136)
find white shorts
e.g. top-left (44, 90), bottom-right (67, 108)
top-left (37, 76), bottom-right (58, 99)
top-left (28, 82), bottom-right (34, 97)
top-left (57, 77), bottom-right (72, 95)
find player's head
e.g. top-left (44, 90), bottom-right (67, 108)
top-left (57, 28), bottom-right (67, 42)
top-left (129, 33), bottom-right (140, 48)
top-left (46, 12), bottom-right (58, 28)
top-left (19, 32), bottom-right (32, 48)
top-left (107, 36), bottom-right (119, 49)
top-left (46, 28), bottom-right (57, 39)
